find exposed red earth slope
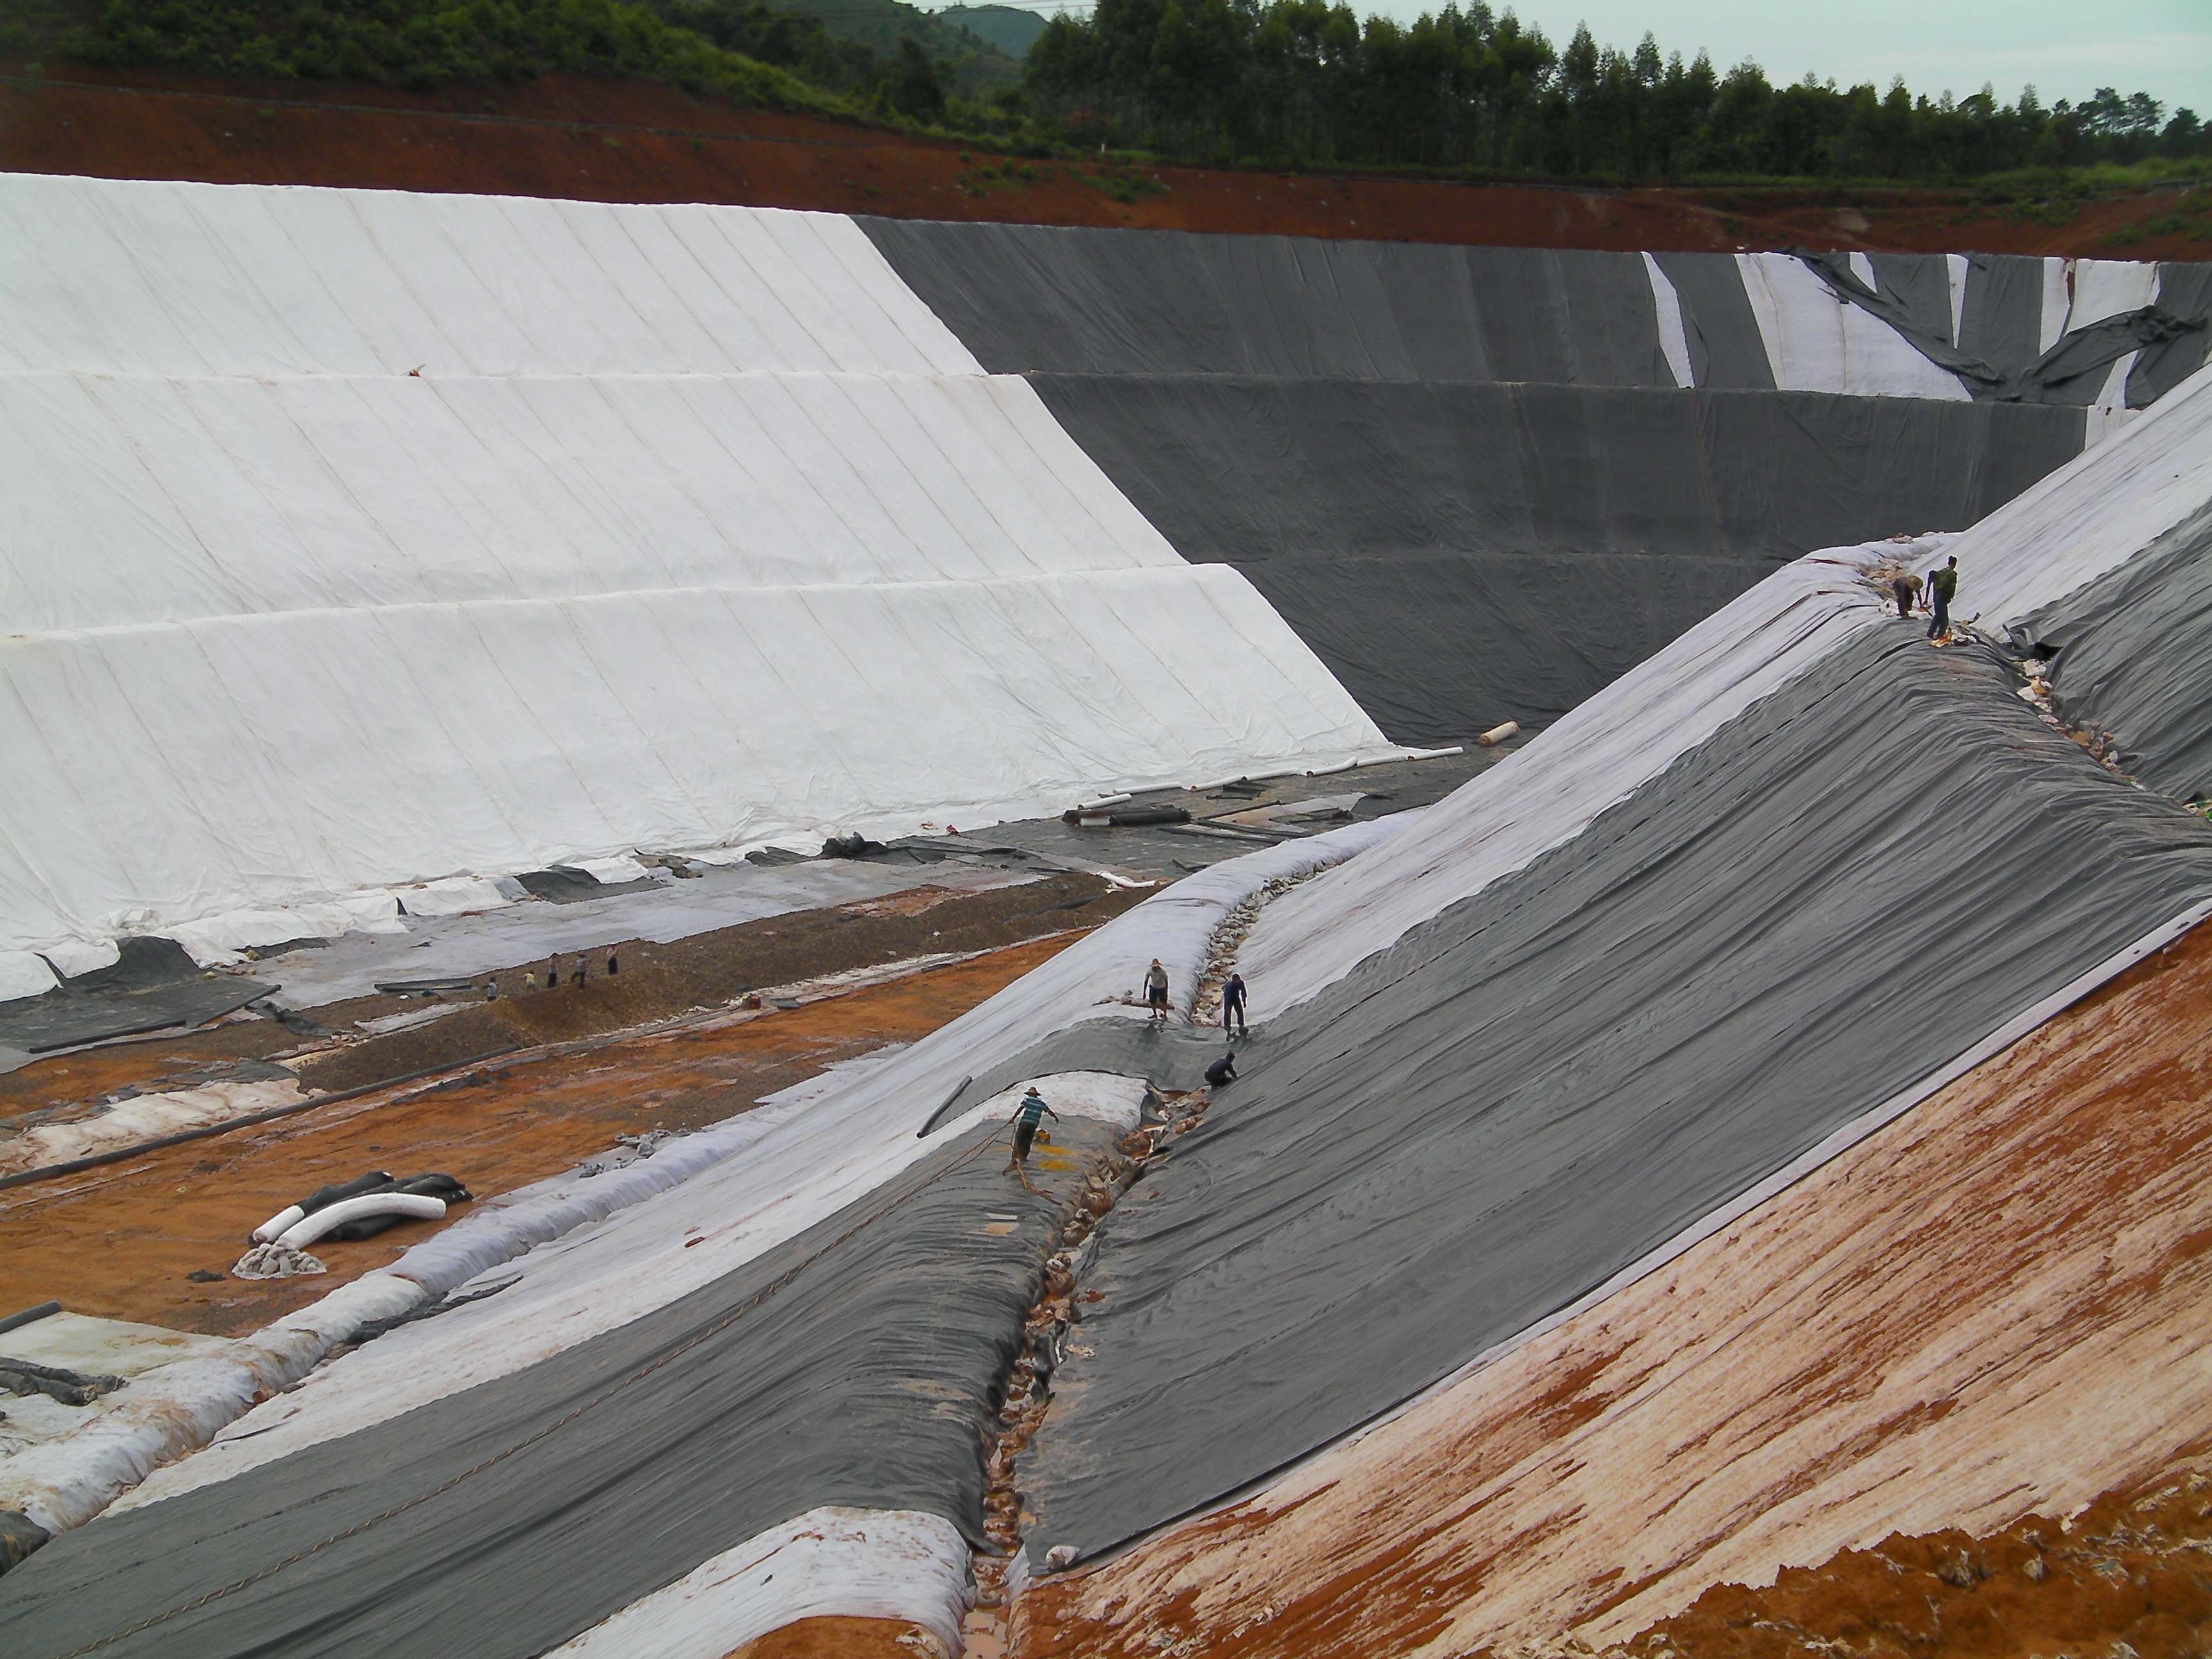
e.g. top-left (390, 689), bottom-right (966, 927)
top-left (4, 63), bottom-right (2208, 257)
top-left (1012, 920), bottom-right (2212, 1659)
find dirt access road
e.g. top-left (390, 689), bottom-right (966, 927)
top-left (5, 64), bottom-right (2207, 258)
top-left (0, 934), bottom-right (1071, 1338)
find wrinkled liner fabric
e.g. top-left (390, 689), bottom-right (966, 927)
top-left (1020, 376), bottom-right (2082, 735)
top-left (0, 1116), bottom-right (1123, 1658)
top-left (1014, 626), bottom-right (2212, 1562)
top-left (544, 1507), bottom-right (970, 1659)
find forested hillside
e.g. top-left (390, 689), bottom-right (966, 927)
top-left (7, 0), bottom-right (2205, 184)
top-left (1024, 0), bottom-right (2208, 179)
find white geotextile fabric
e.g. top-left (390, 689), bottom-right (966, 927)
top-left (1943, 358), bottom-right (2212, 623)
top-left (1640, 253), bottom-right (1694, 390)
top-left (118, 831), bottom-right (1376, 1509)
top-left (0, 1078), bottom-right (303, 1175)
top-left (1736, 253), bottom-right (1969, 399)
top-left (0, 371), bottom-right (1189, 633)
top-left (0, 175), bottom-right (979, 379)
top-left (545, 1507), bottom-right (972, 1658)
top-left (1237, 536), bottom-right (1941, 1013)
top-left (0, 173), bottom-right (1393, 964)
top-left (0, 953), bottom-right (57, 999)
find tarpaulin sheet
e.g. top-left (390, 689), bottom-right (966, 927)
top-left (0, 938), bottom-right (272, 1054)
top-left (1806, 250), bottom-right (2212, 408)
top-left (1013, 627), bottom-right (2212, 1562)
top-left (0, 1116), bottom-right (1121, 1658)
top-left (1022, 374), bottom-right (2084, 734)
top-left (2135, 264), bottom-right (2212, 405)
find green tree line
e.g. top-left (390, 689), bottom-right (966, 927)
top-left (35, 0), bottom-right (967, 121)
top-left (20, 0), bottom-right (2210, 181)
top-left (1021, 0), bottom-right (2209, 177)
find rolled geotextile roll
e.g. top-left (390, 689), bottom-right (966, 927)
top-left (277, 1193), bottom-right (445, 1251)
top-left (1478, 720), bottom-right (1521, 746)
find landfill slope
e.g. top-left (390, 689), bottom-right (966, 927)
top-left (1012, 625), bottom-right (2212, 1560)
top-left (1011, 920), bottom-right (2212, 1659)
top-left (864, 219), bottom-right (2212, 736)
top-left (0, 1116), bottom-right (1120, 1658)
top-left (0, 173), bottom-right (1393, 989)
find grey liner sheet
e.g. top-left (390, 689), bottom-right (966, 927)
top-left (0, 1117), bottom-right (1120, 1658)
top-left (860, 218), bottom-right (2097, 736)
top-left (860, 220), bottom-right (1678, 386)
top-left (1014, 625), bottom-right (2212, 1561)
top-left (2015, 500), bottom-right (2212, 803)
top-left (1027, 374), bottom-right (2084, 735)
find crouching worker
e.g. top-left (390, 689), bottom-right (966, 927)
top-left (1205, 1049), bottom-right (1238, 1090)
top-left (1006, 1084), bottom-right (1060, 1187)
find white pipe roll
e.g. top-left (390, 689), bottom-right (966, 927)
top-left (278, 1193), bottom-right (446, 1251)
top-left (251, 1204), bottom-right (307, 1244)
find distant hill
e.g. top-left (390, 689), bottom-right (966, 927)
top-left (759, 0), bottom-right (1025, 88)
top-left (939, 4), bottom-right (1048, 56)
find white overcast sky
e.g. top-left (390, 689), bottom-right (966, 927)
top-left (1484, 0), bottom-right (2211, 113)
top-left (990, 0), bottom-right (2212, 115)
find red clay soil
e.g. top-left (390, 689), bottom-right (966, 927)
top-left (1594, 1451), bottom-right (2212, 1659)
top-left (1013, 920), bottom-right (2212, 1659)
top-left (6, 63), bottom-right (2208, 257)
top-left (729, 1616), bottom-right (942, 1658)
top-left (0, 934), bottom-right (1071, 1338)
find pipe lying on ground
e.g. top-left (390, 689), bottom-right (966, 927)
top-left (1478, 721), bottom-right (1520, 747)
top-left (0, 1302), bottom-right (62, 1338)
top-left (277, 1193), bottom-right (445, 1252)
top-left (251, 1170), bottom-right (398, 1244)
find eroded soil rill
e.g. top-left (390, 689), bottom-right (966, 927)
top-left (1012, 920), bottom-right (2212, 1659)
top-left (3, 66), bottom-right (2206, 258)
top-left (0, 936), bottom-right (1076, 1337)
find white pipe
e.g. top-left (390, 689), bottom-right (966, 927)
top-left (278, 1193), bottom-right (445, 1251)
top-left (250, 1204), bottom-right (307, 1244)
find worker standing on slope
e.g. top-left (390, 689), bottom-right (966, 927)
top-left (1222, 971), bottom-right (1249, 1038)
top-left (1006, 1085), bottom-right (1060, 1187)
top-left (1927, 555), bottom-right (1960, 641)
top-left (1144, 958), bottom-right (1171, 1021)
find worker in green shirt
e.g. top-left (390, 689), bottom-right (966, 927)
top-left (1927, 555), bottom-right (1960, 641)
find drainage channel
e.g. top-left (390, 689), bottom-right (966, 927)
top-left (960, 1086), bottom-right (1212, 1658)
top-left (961, 860), bottom-right (1334, 1654)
